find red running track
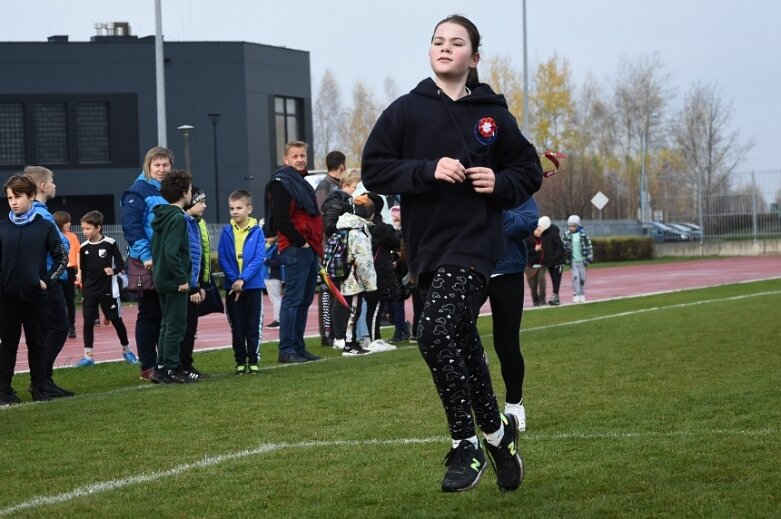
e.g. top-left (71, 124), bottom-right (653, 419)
top-left (15, 255), bottom-right (781, 372)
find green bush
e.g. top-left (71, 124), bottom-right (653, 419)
top-left (592, 236), bottom-right (654, 261)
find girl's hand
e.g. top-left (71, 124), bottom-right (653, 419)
top-left (104, 267), bottom-right (114, 276)
top-left (40, 280), bottom-right (47, 290)
top-left (434, 158), bottom-right (466, 184)
top-left (465, 167), bottom-right (495, 194)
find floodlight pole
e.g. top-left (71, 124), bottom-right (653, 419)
top-left (522, 0), bottom-right (530, 136)
top-left (154, 0), bottom-right (167, 146)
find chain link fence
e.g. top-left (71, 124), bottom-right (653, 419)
top-left (649, 169), bottom-right (781, 240)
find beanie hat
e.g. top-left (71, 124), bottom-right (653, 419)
top-left (187, 186), bottom-right (206, 209)
top-left (567, 215), bottom-right (581, 226)
top-left (353, 194), bottom-right (374, 220)
top-left (366, 192), bottom-right (384, 213)
top-left (538, 216), bottom-right (551, 231)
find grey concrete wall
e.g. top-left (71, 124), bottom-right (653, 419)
top-left (655, 239), bottom-right (781, 257)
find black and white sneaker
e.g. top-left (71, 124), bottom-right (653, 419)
top-left (441, 440), bottom-right (487, 492)
top-left (150, 368), bottom-right (174, 384)
top-left (484, 414), bottom-right (524, 492)
top-left (0, 388), bottom-right (21, 406)
top-left (342, 343), bottom-right (371, 357)
top-left (167, 369), bottom-right (198, 384)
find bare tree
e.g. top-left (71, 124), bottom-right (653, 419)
top-left (671, 83), bottom-right (754, 214)
top-left (313, 69), bottom-right (343, 168)
top-left (612, 53), bottom-right (672, 218)
top-left (484, 55), bottom-right (525, 124)
top-left (383, 76), bottom-right (400, 106)
top-left (340, 81), bottom-right (380, 168)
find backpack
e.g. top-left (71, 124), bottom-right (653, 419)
top-left (323, 229), bottom-right (351, 281)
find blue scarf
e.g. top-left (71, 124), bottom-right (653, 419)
top-left (9, 207), bottom-right (37, 226)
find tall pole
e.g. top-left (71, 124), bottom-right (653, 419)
top-left (208, 113), bottom-right (221, 224)
top-left (696, 166), bottom-right (704, 256)
top-left (640, 129), bottom-right (647, 222)
top-left (154, 0), bottom-right (167, 146)
top-left (522, 0), bottom-right (530, 136)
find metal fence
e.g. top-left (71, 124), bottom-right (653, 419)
top-left (648, 169), bottom-right (781, 240)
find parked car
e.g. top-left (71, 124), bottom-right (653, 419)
top-left (675, 222), bottom-right (703, 240)
top-left (667, 223), bottom-right (696, 240)
top-left (643, 221), bottom-right (687, 242)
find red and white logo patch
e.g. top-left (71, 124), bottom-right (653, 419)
top-left (474, 117), bottom-right (498, 145)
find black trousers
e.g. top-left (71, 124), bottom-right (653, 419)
top-left (44, 282), bottom-right (69, 380)
top-left (0, 298), bottom-right (48, 389)
top-left (82, 295), bottom-right (129, 350)
top-left (180, 300), bottom-right (200, 369)
top-left (472, 271), bottom-right (526, 404)
top-left (63, 267), bottom-right (78, 328)
top-left (136, 290), bottom-right (162, 370)
top-left (417, 266), bottom-right (501, 440)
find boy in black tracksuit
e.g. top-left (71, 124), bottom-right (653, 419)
top-left (0, 175), bottom-right (67, 404)
top-left (150, 170), bottom-right (194, 384)
top-left (76, 210), bottom-right (133, 366)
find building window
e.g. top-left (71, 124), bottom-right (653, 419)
top-left (76, 101), bottom-right (110, 163)
top-left (34, 102), bottom-right (69, 164)
top-left (275, 96), bottom-right (304, 165)
top-left (0, 94), bottom-right (138, 170)
top-left (0, 103), bottom-right (26, 166)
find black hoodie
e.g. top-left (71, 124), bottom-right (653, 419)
top-left (361, 78), bottom-right (543, 281)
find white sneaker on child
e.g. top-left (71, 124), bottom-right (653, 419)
top-left (333, 338), bottom-right (346, 350)
top-left (505, 403), bottom-right (526, 432)
top-left (367, 339), bottom-right (397, 352)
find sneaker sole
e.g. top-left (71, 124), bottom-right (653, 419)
top-left (442, 463), bottom-right (487, 493)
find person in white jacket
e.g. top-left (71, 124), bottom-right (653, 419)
top-left (331, 194), bottom-right (377, 356)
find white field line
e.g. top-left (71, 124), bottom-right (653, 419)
top-left (1, 428), bottom-right (776, 516)
top-left (519, 289), bottom-right (781, 335)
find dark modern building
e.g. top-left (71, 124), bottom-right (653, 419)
top-left (0, 25), bottom-right (313, 224)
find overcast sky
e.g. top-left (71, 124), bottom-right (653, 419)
top-left (2, 0), bottom-right (779, 183)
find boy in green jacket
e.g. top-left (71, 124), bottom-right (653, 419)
top-left (150, 169), bottom-right (195, 384)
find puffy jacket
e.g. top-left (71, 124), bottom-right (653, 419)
top-left (336, 212), bottom-right (377, 296)
top-left (563, 227), bottom-right (594, 264)
top-left (121, 173), bottom-right (168, 262)
top-left (185, 213), bottom-right (203, 291)
top-left (31, 200), bottom-right (69, 281)
top-left (218, 219), bottom-right (266, 290)
top-left (495, 197), bottom-right (539, 275)
top-left (540, 224), bottom-right (566, 267)
top-left (321, 189), bottom-right (353, 237)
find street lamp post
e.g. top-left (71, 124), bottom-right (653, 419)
top-left (177, 124), bottom-right (194, 174)
top-left (208, 113), bottom-right (222, 223)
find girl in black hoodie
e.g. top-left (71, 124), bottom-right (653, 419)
top-left (362, 15), bottom-right (542, 493)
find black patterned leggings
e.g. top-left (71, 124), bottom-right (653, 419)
top-left (417, 265), bottom-right (501, 440)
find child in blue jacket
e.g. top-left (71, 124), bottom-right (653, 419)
top-left (218, 190), bottom-right (266, 374)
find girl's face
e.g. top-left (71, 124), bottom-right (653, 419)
top-left (429, 22), bottom-right (478, 81)
top-left (62, 221), bottom-right (72, 232)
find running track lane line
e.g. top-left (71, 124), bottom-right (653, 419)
top-left (0, 429), bottom-right (776, 516)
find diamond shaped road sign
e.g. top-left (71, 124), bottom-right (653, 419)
top-left (591, 191), bottom-right (609, 210)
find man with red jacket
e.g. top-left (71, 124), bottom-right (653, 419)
top-left (265, 141), bottom-right (325, 363)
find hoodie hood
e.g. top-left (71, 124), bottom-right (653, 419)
top-left (152, 204), bottom-right (184, 233)
top-left (411, 78), bottom-right (509, 108)
top-left (336, 212), bottom-right (372, 231)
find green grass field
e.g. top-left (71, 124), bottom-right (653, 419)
top-left (1, 280), bottom-right (779, 518)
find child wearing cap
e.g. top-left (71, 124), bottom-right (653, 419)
top-left (537, 216), bottom-right (566, 306)
top-left (179, 186), bottom-right (211, 379)
top-left (562, 215), bottom-right (593, 303)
